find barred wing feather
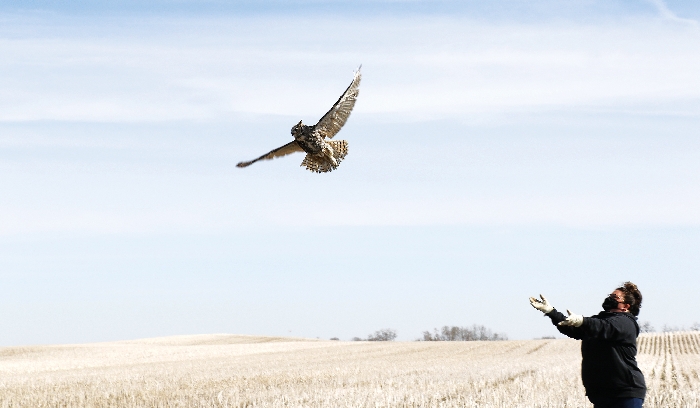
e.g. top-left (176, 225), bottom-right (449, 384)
top-left (236, 141), bottom-right (304, 168)
top-left (315, 67), bottom-right (361, 139)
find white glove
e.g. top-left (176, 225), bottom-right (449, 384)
top-left (529, 294), bottom-right (554, 314)
top-left (558, 310), bottom-right (584, 327)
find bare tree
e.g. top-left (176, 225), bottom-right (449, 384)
top-left (421, 325), bottom-right (507, 341)
top-left (367, 328), bottom-right (397, 341)
top-left (639, 321), bottom-right (655, 333)
top-left (662, 324), bottom-right (684, 333)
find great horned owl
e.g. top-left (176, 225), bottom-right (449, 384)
top-left (236, 67), bottom-right (361, 173)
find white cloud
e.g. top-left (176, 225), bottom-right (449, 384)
top-left (1, 14), bottom-right (700, 122)
top-left (1, 12), bottom-right (700, 235)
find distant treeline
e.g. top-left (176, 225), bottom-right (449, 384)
top-left (348, 325), bottom-right (507, 342)
top-left (421, 325), bottom-right (507, 341)
top-left (640, 321), bottom-right (700, 333)
top-left (352, 328), bottom-right (398, 342)
top-left (345, 321), bottom-right (700, 342)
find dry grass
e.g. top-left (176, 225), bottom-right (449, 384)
top-left (1, 332), bottom-right (698, 407)
top-left (637, 332), bottom-right (700, 407)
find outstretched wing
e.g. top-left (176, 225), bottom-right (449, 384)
top-left (314, 66), bottom-right (361, 139)
top-left (236, 141), bottom-right (304, 168)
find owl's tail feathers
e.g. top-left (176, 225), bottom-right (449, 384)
top-left (328, 140), bottom-right (349, 162)
top-left (301, 140), bottom-right (348, 173)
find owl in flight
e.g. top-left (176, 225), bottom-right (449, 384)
top-left (237, 67), bottom-right (361, 173)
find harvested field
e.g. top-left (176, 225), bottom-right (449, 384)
top-left (1, 332), bottom-right (699, 407)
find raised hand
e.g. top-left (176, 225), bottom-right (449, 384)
top-left (529, 294), bottom-right (554, 314)
top-left (558, 309), bottom-right (584, 327)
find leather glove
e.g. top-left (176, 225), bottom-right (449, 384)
top-left (529, 294), bottom-right (554, 314)
top-left (558, 310), bottom-right (584, 327)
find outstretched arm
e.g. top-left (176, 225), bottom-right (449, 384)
top-left (530, 294), bottom-right (586, 339)
top-left (547, 308), bottom-right (585, 339)
top-left (578, 314), bottom-right (638, 343)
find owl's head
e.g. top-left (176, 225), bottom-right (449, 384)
top-left (291, 120), bottom-right (304, 136)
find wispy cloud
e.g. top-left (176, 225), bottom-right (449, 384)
top-left (645, 0), bottom-right (699, 25)
top-left (1, 11), bottom-right (700, 235)
top-left (1, 13), bottom-right (699, 123)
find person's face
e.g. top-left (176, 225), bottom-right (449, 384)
top-left (608, 289), bottom-right (630, 312)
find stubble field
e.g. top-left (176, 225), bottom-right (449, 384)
top-left (1, 332), bottom-right (699, 407)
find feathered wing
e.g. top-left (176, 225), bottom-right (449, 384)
top-left (314, 66), bottom-right (361, 139)
top-left (236, 141), bottom-right (304, 168)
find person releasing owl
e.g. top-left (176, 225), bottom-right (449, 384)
top-left (236, 67), bottom-right (361, 173)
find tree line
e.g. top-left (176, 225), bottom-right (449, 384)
top-left (639, 321), bottom-right (700, 333)
top-left (347, 325), bottom-right (507, 342)
top-left (421, 325), bottom-right (508, 341)
top-left (339, 321), bottom-right (700, 342)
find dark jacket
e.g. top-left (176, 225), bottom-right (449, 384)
top-left (546, 309), bottom-right (646, 399)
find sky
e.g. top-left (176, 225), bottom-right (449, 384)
top-left (1, 0), bottom-right (700, 345)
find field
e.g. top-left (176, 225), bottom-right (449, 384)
top-left (1, 332), bottom-right (699, 407)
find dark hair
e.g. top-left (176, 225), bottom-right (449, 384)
top-left (617, 281), bottom-right (642, 316)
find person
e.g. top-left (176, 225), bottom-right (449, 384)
top-left (529, 282), bottom-right (646, 408)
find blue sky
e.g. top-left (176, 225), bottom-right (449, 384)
top-left (1, 0), bottom-right (700, 345)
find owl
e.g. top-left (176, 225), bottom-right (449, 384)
top-left (236, 67), bottom-right (361, 173)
